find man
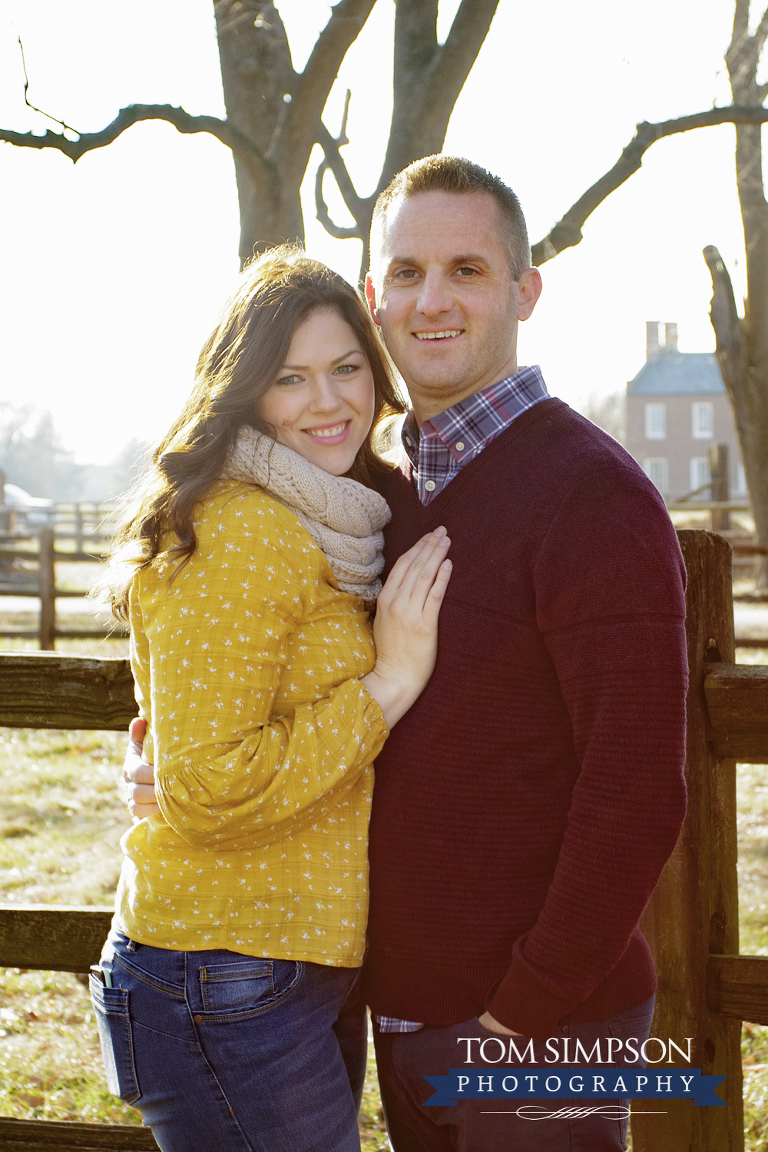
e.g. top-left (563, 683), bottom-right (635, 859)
top-left (358, 156), bottom-right (688, 1152)
top-left (127, 156), bottom-right (688, 1151)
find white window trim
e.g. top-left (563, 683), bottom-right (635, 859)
top-left (692, 401), bottom-right (714, 440)
top-left (690, 457), bottom-right (711, 498)
top-left (645, 402), bottom-right (666, 441)
top-left (643, 457), bottom-right (669, 495)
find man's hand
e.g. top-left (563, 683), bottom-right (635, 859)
top-left (123, 717), bottom-right (159, 820)
top-left (478, 1011), bottom-right (523, 1036)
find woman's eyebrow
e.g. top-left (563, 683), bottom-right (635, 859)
top-left (280, 348), bottom-right (363, 370)
top-left (331, 348), bottom-right (364, 364)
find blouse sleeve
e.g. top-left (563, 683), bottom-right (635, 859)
top-left (132, 490), bottom-right (388, 852)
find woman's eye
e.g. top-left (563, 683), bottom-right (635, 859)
top-left (275, 374), bottom-right (302, 386)
top-left (334, 363), bottom-right (359, 376)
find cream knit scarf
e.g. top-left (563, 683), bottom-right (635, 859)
top-left (221, 426), bottom-right (391, 602)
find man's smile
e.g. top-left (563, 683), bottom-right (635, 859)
top-left (414, 330), bottom-right (464, 341)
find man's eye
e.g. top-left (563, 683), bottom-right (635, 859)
top-left (457, 266), bottom-right (478, 277)
top-left (395, 268), bottom-right (418, 280)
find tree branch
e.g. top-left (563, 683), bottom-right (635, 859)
top-left (755, 4), bottom-right (768, 54)
top-left (316, 117), bottom-right (370, 227)
top-left (18, 38), bottom-right (80, 137)
top-left (732, 0), bottom-right (751, 47)
top-left (315, 92), bottom-right (363, 240)
top-left (704, 244), bottom-right (747, 414)
top-left (315, 166), bottom-right (361, 240)
top-left (429, 0), bottom-right (500, 110)
top-left (532, 106), bottom-right (768, 266)
top-left (286, 0), bottom-right (376, 162)
top-left (0, 103), bottom-right (271, 185)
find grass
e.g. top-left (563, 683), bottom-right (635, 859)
top-left (0, 638), bottom-right (766, 1149)
top-left (0, 699), bottom-right (389, 1146)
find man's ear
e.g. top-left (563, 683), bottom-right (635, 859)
top-left (365, 274), bottom-right (380, 326)
top-left (517, 267), bottom-right (543, 322)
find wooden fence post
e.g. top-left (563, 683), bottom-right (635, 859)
top-left (632, 531), bottom-right (742, 1150)
top-left (37, 528), bottom-right (55, 651)
top-left (75, 503), bottom-right (84, 552)
top-left (0, 467), bottom-right (7, 533)
top-left (710, 444), bottom-right (730, 533)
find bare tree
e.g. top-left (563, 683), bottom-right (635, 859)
top-left (0, 0), bottom-right (499, 270)
top-left (704, 3), bottom-right (768, 583)
top-left (523, 10), bottom-right (768, 578)
top-left (316, 0), bottom-right (500, 277)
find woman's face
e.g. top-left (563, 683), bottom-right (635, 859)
top-left (255, 308), bottom-right (376, 475)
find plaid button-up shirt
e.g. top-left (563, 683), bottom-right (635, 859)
top-left (376, 366), bottom-right (549, 1035)
top-left (401, 365), bottom-right (549, 505)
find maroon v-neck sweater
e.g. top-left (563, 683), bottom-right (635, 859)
top-left (363, 398), bottom-right (688, 1037)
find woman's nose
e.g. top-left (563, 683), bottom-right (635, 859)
top-left (308, 374), bottom-right (344, 412)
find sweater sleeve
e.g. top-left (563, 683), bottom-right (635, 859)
top-left (133, 491), bottom-right (389, 852)
top-left (486, 464), bottom-right (688, 1035)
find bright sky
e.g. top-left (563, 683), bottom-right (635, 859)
top-left (0, 0), bottom-right (756, 468)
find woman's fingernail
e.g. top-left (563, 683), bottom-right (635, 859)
top-left (433, 526), bottom-right (447, 536)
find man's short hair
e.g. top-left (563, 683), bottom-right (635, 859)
top-left (370, 155), bottom-right (531, 280)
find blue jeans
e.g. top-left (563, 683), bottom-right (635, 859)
top-left (373, 996), bottom-right (655, 1152)
top-left (90, 929), bottom-right (366, 1152)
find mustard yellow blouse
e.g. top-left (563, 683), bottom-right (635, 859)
top-left (116, 480), bottom-right (389, 966)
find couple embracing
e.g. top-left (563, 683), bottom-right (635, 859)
top-left (93, 156), bottom-right (688, 1152)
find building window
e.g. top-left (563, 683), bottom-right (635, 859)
top-left (692, 401), bottom-right (714, 439)
top-left (645, 402), bottom-right (666, 440)
top-left (690, 457), bottom-right (711, 498)
top-left (643, 458), bottom-right (669, 495)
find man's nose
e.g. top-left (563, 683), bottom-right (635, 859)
top-left (416, 271), bottom-right (453, 317)
top-left (308, 374), bottom-right (344, 411)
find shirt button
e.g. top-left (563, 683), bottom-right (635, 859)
top-left (455, 441), bottom-right (465, 452)
top-left (425, 480), bottom-right (436, 492)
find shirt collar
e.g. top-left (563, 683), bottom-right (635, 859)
top-left (401, 365), bottom-right (548, 470)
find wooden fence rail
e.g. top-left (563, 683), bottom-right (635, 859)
top-left (0, 529), bottom-right (127, 649)
top-left (0, 530), bottom-right (766, 1149)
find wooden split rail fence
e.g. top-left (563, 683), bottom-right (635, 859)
top-left (0, 528), bottom-right (127, 649)
top-left (0, 531), bottom-right (765, 1149)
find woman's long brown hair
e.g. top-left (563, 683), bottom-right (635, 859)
top-left (100, 246), bottom-right (405, 620)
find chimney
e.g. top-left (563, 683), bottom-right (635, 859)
top-left (665, 322), bottom-right (678, 351)
top-left (646, 321), bottom-right (660, 359)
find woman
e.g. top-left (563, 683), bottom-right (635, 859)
top-left (91, 246), bottom-right (451, 1152)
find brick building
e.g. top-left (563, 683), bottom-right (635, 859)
top-left (625, 322), bottom-right (746, 502)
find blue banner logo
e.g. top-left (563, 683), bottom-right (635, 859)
top-left (422, 1067), bottom-right (726, 1107)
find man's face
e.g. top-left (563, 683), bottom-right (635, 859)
top-left (366, 190), bottom-right (541, 422)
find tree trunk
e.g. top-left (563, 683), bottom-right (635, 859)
top-left (705, 248), bottom-right (768, 585)
top-left (315, 0), bottom-right (501, 283)
top-left (214, 1), bottom-right (301, 261)
top-left (705, 3), bottom-right (768, 585)
top-left (381, 0), bottom-right (499, 184)
top-left (214, 0), bottom-right (376, 263)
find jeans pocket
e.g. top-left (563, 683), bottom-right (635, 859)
top-left (199, 957), bottom-right (301, 1016)
top-left (89, 973), bottom-right (140, 1104)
